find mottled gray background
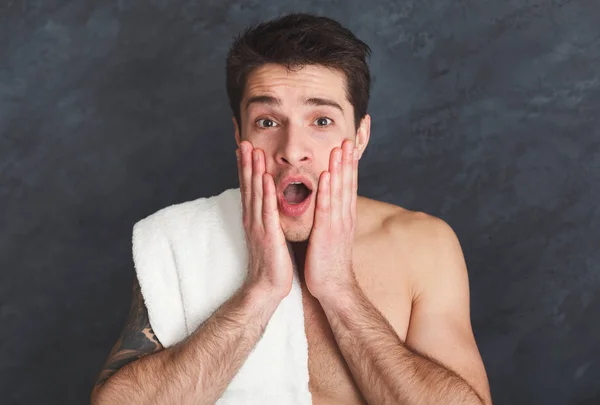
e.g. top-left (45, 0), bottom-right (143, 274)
top-left (1, 0), bottom-right (599, 404)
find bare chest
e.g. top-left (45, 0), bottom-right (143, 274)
top-left (301, 247), bottom-right (413, 404)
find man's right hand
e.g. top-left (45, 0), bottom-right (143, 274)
top-left (91, 140), bottom-right (295, 405)
top-left (236, 140), bottom-right (294, 299)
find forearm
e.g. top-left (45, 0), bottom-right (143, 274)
top-left (93, 285), bottom-right (281, 405)
top-left (321, 286), bottom-right (484, 405)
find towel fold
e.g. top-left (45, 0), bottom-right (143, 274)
top-left (131, 187), bottom-right (312, 404)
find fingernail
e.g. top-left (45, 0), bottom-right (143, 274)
top-left (337, 150), bottom-right (342, 163)
top-left (253, 150), bottom-right (259, 161)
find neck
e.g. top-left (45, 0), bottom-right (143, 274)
top-left (289, 240), bottom-right (308, 282)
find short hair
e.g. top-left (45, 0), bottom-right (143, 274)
top-left (226, 13), bottom-right (372, 132)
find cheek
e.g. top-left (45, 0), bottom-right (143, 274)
top-left (241, 131), bottom-right (271, 153)
top-left (242, 128), bottom-right (277, 151)
top-left (317, 152), bottom-right (333, 173)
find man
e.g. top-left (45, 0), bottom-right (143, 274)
top-left (91, 13), bottom-right (492, 405)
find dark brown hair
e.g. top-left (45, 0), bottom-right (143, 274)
top-left (226, 13), bottom-right (372, 132)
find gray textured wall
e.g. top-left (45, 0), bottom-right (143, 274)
top-left (1, 1), bottom-right (599, 404)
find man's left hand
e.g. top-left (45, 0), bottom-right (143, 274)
top-left (305, 139), bottom-right (359, 303)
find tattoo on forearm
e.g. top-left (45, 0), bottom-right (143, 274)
top-left (95, 277), bottom-right (162, 388)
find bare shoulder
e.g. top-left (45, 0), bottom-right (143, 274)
top-left (357, 196), bottom-right (463, 293)
top-left (388, 206), bottom-right (457, 247)
top-left (357, 195), bottom-right (453, 242)
top-left (387, 205), bottom-right (467, 300)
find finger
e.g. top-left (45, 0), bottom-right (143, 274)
top-left (329, 147), bottom-right (342, 225)
top-left (251, 148), bottom-right (265, 231)
top-left (342, 140), bottom-right (354, 220)
top-left (236, 147), bottom-right (246, 222)
top-left (352, 146), bottom-right (358, 224)
top-left (236, 147), bottom-right (242, 186)
top-left (315, 171), bottom-right (331, 229)
top-left (240, 141), bottom-right (253, 227)
top-left (262, 172), bottom-right (280, 232)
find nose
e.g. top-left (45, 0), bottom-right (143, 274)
top-left (274, 130), bottom-right (312, 167)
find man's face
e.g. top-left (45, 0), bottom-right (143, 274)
top-left (234, 63), bottom-right (370, 242)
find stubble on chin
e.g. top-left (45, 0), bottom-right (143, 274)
top-left (282, 220), bottom-right (312, 243)
top-left (283, 228), bottom-right (310, 243)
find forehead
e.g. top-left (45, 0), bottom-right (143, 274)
top-left (243, 63), bottom-right (348, 108)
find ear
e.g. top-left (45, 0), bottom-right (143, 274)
top-left (233, 116), bottom-right (241, 147)
top-left (355, 114), bottom-right (371, 160)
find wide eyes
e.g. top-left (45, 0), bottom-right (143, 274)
top-left (256, 118), bottom-right (279, 128)
top-left (255, 117), bottom-right (333, 129)
top-left (314, 117), bottom-right (333, 127)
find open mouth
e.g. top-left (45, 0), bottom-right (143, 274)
top-left (283, 182), bottom-right (312, 205)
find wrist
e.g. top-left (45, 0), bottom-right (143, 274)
top-left (241, 282), bottom-right (285, 313)
top-left (317, 281), bottom-right (363, 314)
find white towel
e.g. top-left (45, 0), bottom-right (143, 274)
top-left (131, 187), bottom-right (312, 404)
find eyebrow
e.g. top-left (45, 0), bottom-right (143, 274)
top-left (245, 95), bottom-right (344, 114)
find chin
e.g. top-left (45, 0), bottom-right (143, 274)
top-left (280, 196), bottom-right (315, 243)
top-left (282, 223), bottom-right (312, 243)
